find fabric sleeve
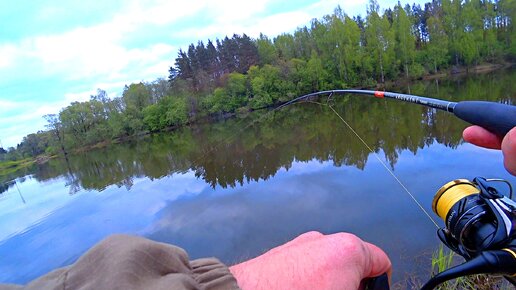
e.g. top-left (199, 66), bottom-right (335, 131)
top-left (0, 234), bottom-right (241, 290)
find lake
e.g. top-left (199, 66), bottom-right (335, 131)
top-left (1, 69), bottom-right (515, 288)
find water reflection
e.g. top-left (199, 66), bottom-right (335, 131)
top-left (0, 69), bottom-right (515, 286)
top-left (2, 70), bottom-right (514, 195)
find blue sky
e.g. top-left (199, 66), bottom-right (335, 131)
top-left (0, 0), bottom-right (428, 148)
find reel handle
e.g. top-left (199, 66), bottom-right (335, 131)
top-left (363, 273), bottom-right (389, 290)
top-left (501, 248), bottom-right (516, 287)
top-left (453, 101), bottom-right (516, 137)
top-left (421, 248), bottom-right (516, 290)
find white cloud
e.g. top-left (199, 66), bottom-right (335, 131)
top-left (209, 0), bottom-right (271, 23)
top-left (106, 0), bottom-right (207, 28)
top-left (0, 100), bottom-right (31, 114)
top-left (120, 0), bottom-right (208, 26)
top-left (0, 44), bottom-right (18, 69)
top-left (63, 91), bottom-right (95, 104)
top-left (173, 0), bottom-right (368, 41)
top-left (0, 99), bottom-right (74, 147)
top-left (25, 33), bottom-right (174, 82)
top-left (176, 10), bottom-right (313, 40)
top-left (0, 103), bottom-right (59, 125)
top-left (0, 0), bottom-right (353, 92)
top-left (0, 0), bottom-right (273, 147)
top-left (0, 0), bottom-right (411, 147)
top-left (31, 28), bottom-right (129, 80)
top-left (1, 116), bottom-right (48, 147)
top-left (308, 0), bottom-right (368, 16)
top-left (0, 4), bottom-right (179, 83)
top-left (142, 60), bottom-right (173, 79)
top-left (284, 159), bottom-right (332, 175)
top-left (250, 11), bottom-right (313, 37)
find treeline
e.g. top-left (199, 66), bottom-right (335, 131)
top-left (13, 68), bottom-right (515, 195)
top-left (1, 80), bottom-right (186, 162)
top-left (1, 0), bottom-right (514, 164)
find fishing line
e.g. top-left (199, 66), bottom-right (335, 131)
top-left (193, 93), bottom-right (440, 228)
top-left (189, 102), bottom-right (290, 174)
top-left (325, 103), bottom-right (440, 229)
top-left (191, 86), bottom-right (516, 228)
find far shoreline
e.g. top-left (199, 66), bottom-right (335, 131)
top-left (422, 62), bottom-right (514, 81)
top-left (381, 62), bottom-right (514, 89)
top-left (2, 62), bottom-right (513, 176)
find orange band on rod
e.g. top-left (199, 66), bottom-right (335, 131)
top-left (374, 91), bottom-right (385, 98)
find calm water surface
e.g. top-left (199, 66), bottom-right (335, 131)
top-left (1, 69), bottom-right (515, 287)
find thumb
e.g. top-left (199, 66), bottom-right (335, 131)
top-left (363, 242), bottom-right (392, 279)
top-left (501, 127), bottom-right (516, 176)
top-left (463, 125), bottom-right (502, 149)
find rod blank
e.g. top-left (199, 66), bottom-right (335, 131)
top-left (282, 90), bottom-right (516, 138)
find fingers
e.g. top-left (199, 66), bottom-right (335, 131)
top-left (362, 242), bottom-right (392, 279)
top-left (290, 231), bottom-right (324, 245)
top-left (329, 233), bottom-right (391, 280)
top-left (266, 231), bottom-right (324, 255)
top-left (231, 231), bottom-right (392, 290)
top-left (502, 127), bottom-right (516, 176)
top-left (463, 126), bottom-right (516, 176)
top-left (463, 125), bottom-right (502, 149)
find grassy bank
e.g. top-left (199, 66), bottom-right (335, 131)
top-left (393, 244), bottom-right (511, 289)
top-left (421, 62), bottom-right (514, 81)
top-left (0, 158), bottom-right (40, 177)
top-left (429, 245), bottom-right (509, 290)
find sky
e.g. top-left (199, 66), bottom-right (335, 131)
top-left (0, 0), bottom-right (428, 148)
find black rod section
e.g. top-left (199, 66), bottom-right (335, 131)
top-left (280, 90), bottom-right (516, 137)
top-left (278, 90), bottom-right (457, 112)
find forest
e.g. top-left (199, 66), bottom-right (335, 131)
top-left (1, 0), bottom-right (515, 165)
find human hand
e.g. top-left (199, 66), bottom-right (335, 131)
top-left (463, 126), bottom-right (516, 176)
top-left (229, 231), bottom-right (391, 290)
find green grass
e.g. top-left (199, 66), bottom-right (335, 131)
top-left (431, 245), bottom-right (473, 289)
top-left (430, 245), bottom-right (510, 290)
top-left (0, 159), bottom-right (35, 176)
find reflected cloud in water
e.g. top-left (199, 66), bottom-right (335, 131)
top-left (0, 171), bottom-right (209, 283)
top-left (143, 143), bottom-right (512, 283)
top-left (0, 70), bottom-right (515, 285)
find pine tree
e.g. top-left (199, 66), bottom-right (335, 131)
top-left (256, 34), bottom-right (278, 65)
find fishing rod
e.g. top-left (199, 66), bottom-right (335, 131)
top-left (279, 89), bottom-right (516, 137)
top-left (279, 90), bottom-right (516, 289)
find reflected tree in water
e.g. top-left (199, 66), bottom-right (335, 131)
top-left (21, 70), bottom-right (516, 193)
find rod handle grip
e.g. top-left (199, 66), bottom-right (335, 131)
top-left (363, 273), bottom-right (389, 290)
top-left (453, 101), bottom-right (516, 138)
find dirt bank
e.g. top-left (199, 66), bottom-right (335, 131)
top-left (422, 62), bottom-right (513, 81)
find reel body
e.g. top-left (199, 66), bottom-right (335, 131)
top-left (422, 177), bottom-right (516, 289)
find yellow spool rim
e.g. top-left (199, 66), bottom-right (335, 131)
top-left (432, 179), bottom-right (478, 219)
